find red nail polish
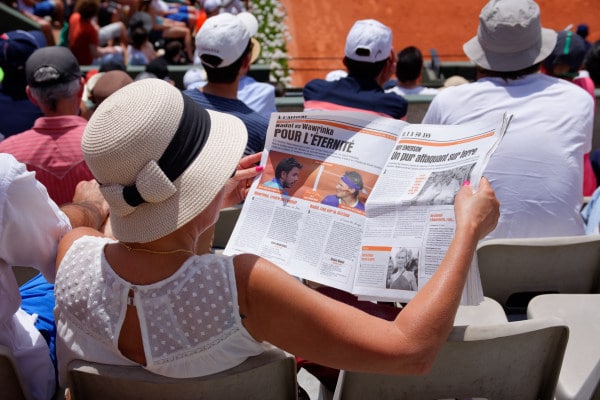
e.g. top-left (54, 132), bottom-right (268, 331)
top-left (255, 165), bottom-right (264, 173)
top-left (462, 180), bottom-right (470, 186)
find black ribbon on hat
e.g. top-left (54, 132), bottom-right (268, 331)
top-left (122, 95), bottom-right (211, 207)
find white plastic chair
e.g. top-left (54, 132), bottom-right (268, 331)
top-left (333, 318), bottom-right (569, 400)
top-left (213, 205), bottom-right (242, 250)
top-left (528, 294), bottom-right (600, 400)
top-left (476, 235), bottom-right (600, 313)
top-left (67, 347), bottom-right (298, 400)
top-left (12, 266), bottom-right (39, 286)
top-left (453, 296), bottom-right (508, 325)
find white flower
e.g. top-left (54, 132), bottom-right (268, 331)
top-left (250, 0), bottom-right (290, 87)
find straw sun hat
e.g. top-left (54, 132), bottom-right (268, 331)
top-left (82, 78), bottom-right (247, 243)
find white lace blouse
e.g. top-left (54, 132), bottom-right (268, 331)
top-left (55, 236), bottom-right (268, 385)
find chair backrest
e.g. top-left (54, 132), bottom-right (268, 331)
top-left (12, 266), bottom-right (39, 286)
top-left (476, 235), bottom-right (600, 310)
top-left (333, 318), bottom-right (569, 400)
top-left (212, 205), bottom-right (242, 250)
top-left (0, 345), bottom-right (30, 400)
top-left (67, 347), bottom-right (297, 400)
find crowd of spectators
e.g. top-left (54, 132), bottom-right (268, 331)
top-left (0, 0), bottom-right (600, 399)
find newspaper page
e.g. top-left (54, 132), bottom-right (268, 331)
top-left (353, 113), bottom-right (512, 304)
top-left (225, 111), bottom-right (510, 303)
top-left (224, 111), bottom-right (408, 292)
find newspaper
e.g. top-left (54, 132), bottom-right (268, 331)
top-left (224, 111), bottom-right (511, 304)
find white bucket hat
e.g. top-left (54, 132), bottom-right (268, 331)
top-left (82, 79), bottom-right (247, 243)
top-left (463, 0), bottom-right (557, 72)
top-left (195, 12), bottom-right (258, 68)
top-left (344, 19), bottom-right (392, 63)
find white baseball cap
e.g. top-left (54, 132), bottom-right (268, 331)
top-left (195, 12), bottom-right (258, 68)
top-left (344, 19), bottom-right (392, 63)
top-left (203, 0), bottom-right (220, 13)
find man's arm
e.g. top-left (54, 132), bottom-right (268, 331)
top-left (60, 180), bottom-right (110, 231)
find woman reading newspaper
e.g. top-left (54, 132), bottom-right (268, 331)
top-left (53, 79), bottom-right (499, 387)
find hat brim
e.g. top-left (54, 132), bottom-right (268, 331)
top-left (250, 37), bottom-right (261, 64)
top-left (463, 27), bottom-right (557, 72)
top-left (110, 109), bottom-right (247, 243)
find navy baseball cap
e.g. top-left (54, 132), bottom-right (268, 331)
top-left (543, 30), bottom-right (587, 78)
top-left (26, 46), bottom-right (82, 87)
top-left (0, 30), bottom-right (43, 67)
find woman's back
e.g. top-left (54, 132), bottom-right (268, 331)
top-left (55, 235), bottom-right (267, 385)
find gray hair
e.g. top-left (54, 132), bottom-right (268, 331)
top-left (28, 79), bottom-right (82, 112)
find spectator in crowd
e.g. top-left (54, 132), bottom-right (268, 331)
top-left (440, 75), bottom-right (469, 89)
top-left (0, 30), bottom-right (43, 139)
top-left (576, 23), bottom-right (592, 53)
top-left (194, 0), bottom-right (218, 34)
top-left (584, 40), bottom-right (600, 87)
top-left (82, 69), bottom-right (133, 119)
top-left (0, 46), bottom-right (95, 206)
top-left (220, 0), bottom-right (245, 14)
top-left (0, 0), bottom-right (55, 46)
top-left (184, 12), bottom-right (269, 155)
top-left (145, 56), bottom-right (174, 83)
top-left (54, 78), bottom-right (499, 391)
top-left (126, 26), bottom-right (157, 65)
top-left (423, 0), bottom-right (593, 239)
top-left (17, 0), bottom-right (64, 24)
top-left (68, 0), bottom-right (127, 66)
top-left (149, 0), bottom-right (197, 32)
top-left (160, 40), bottom-right (186, 64)
top-left (137, 0), bottom-right (194, 62)
top-left (15, 0), bottom-right (64, 41)
top-left (542, 30), bottom-right (595, 94)
top-left (98, 56), bottom-right (127, 71)
top-left (324, 69), bottom-right (348, 81)
top-left (386, 46), bottom-right (439, 96)
top-left (541, 29), bottom-right (597, 195)
top-left (182, 66), bottom-right (207, 89)
top-left (303, 19), bottom-right (407, 119)
top-left (0, 154), bottom-right (108, 400)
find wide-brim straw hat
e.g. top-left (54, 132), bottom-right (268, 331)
top-left (463, 0), bottom-right (557, 72)
top-left (82, 78), bottom-right (247, 243)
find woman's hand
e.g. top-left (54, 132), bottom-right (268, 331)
top-left (221, 152), bottom-right (263, 209)
top-left (454, 177), bottom-right (499, 240)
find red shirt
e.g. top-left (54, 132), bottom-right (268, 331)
top-left (68, 13), bottom-right (98, 65)
top-left (0, 115), bottom-right (95, 205)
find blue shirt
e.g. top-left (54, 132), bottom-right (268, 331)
top-left (263, 178), bottom-right (287, 195)
top-left (321, 194), bottom-right (365, 211)
top-left (303, 75), bottom-right (408, 119)
top-left (0, 91), bottom-right (43, 138)
top-left (238, 75), bottom-right (277, 119)
top-left (183, 89), bottom-right (268, 155)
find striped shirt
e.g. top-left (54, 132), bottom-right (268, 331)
top-left (183, 89), bottom-right (268, 155)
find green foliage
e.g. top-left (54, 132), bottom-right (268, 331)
top-left (249, 0), bottom-right (291, 87)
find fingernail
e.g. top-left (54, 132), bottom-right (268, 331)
top-left (255, 165), bottom-right (264, 173)
top-left (462, 180), bottom-right (470, 186)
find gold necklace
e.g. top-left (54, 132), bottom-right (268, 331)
top-left (118, 242), bottom-right (195, 255)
